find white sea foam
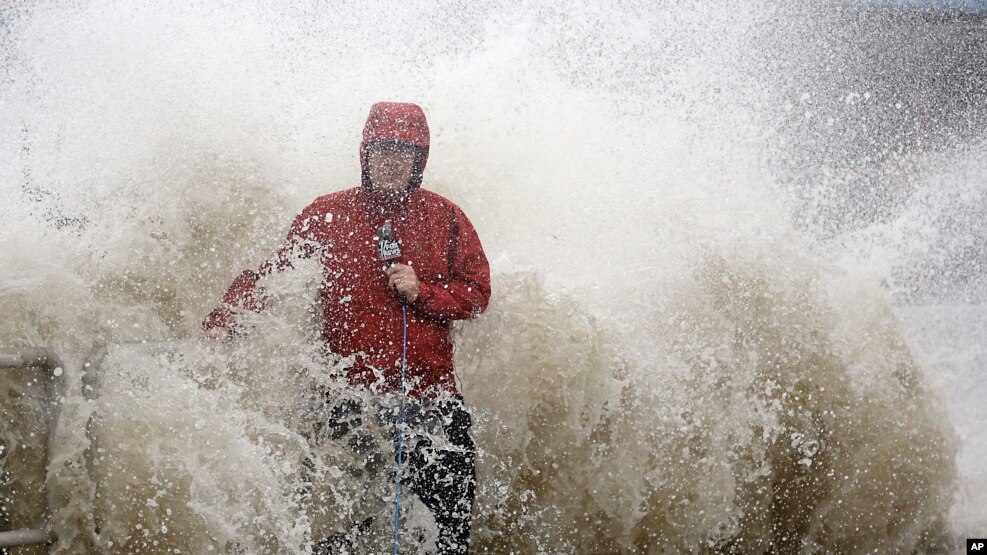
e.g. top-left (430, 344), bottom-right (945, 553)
top-left (0, 1), bottom-right (977, 553)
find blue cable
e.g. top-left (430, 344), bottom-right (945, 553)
top-left (392, 304), bottom-right (408, 554)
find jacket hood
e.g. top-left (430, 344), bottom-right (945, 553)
top-left (360, 102), bottom-right (430, 190)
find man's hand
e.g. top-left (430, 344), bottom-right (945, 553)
top-left (386, 263), bottom-right (420, 303)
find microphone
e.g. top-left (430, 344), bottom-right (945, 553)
top-left (376, 220), bottom-right (406, 304)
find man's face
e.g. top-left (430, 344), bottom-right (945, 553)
top-left (367, 143), bottom-right (416, 194)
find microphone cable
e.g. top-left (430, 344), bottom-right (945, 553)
top-left (391, 304), bottom-right (408, 554)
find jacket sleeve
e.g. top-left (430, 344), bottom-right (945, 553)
top-left (410, 205), bottom-right (491, 321)
top-left (202, 204), bottom-right (322, 333)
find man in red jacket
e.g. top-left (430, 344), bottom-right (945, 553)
top-left (203, 102), bottom-right (490, 554)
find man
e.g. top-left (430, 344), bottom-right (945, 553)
top-left (202, 102), bottom-right (491, 554)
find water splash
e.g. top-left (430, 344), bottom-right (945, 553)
top-left (1, 1), bottom-right (975, 553)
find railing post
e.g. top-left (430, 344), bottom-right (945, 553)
top-left (0, 349), bottom-right (64, 550)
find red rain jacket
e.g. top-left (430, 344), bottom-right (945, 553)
top-left (203, 102), bottom-right (491, 397)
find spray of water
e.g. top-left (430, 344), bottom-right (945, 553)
top-left (1, 1), bottom-right (976, 553)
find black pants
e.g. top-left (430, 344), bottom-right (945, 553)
top-left (309, 393), bottom-right (476, 554)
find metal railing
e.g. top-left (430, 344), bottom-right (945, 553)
top-left (0, 349), bottom-right (64, 550)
